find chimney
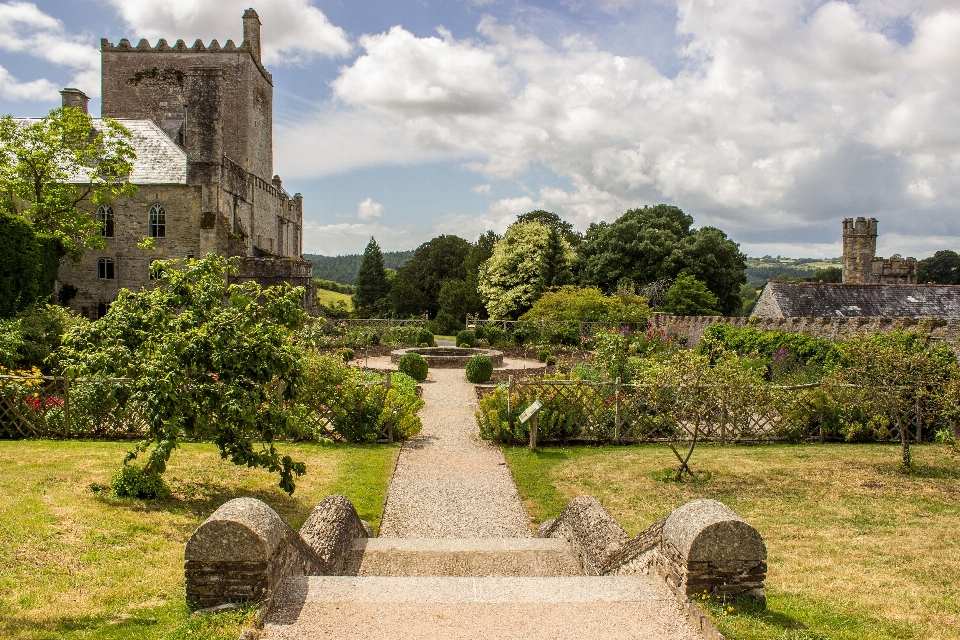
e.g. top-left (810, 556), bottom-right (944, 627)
top-left (60, 88), bottom-right (90, 114)
top-left (242, 8), bottom-right (262, 64)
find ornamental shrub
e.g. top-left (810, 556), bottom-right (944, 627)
top-left (398, 352), bottom-right (429, 381)
top-left (465, 354), bottom-right (493, 383)
top-left (111, 464), bottom-right (170, 499)
top-left (415, 329), bottom-right (435, 347)
top-left (537, 349), bottom-right (551, 363)
top-left (456, 330), bottom-right (476, 348)
top-left (336, 348), bottom-right (355, 362)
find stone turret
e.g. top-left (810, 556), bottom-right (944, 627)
top-left (842, 217), bottom-right (878, 284)
top-left (60, 88), bottom-right (89, 114)
top-left (242, 8), bottom-right (262, 64)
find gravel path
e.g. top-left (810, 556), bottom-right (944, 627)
top-left (378, 367), bottom-right (531, 538)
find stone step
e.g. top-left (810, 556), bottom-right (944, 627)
top-left (262, 576), bottom-right (703, 639)
top-left (342, 537), bottom-right (582, 577)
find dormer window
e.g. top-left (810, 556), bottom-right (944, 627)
top-left (97, 205), bottom-right (114, 237)
top-left (149, 204), bottom-right (166, 237)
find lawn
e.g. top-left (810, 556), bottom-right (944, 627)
top-left (0, 440), bottom-right (399, 640)
top-left (503, 443), bottom-right (960, 640)
top-left (316, 288), bottom-right (353, 310)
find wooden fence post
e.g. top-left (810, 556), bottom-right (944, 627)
top-left (62, 376), bottom-right (70, 438)
top-left (529, 413), bottom-right (538, 451)
top-left (614, 377), bottom-right (621, 444)
top-left (720, 399), bottom-right (726, 445)
top-left (386, 372), bottom-right (393, 443)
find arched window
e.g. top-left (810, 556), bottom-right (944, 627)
top-left (97, 258), bottom-right (115, 280)
top-left (97, 205), bottom-right (114, 237)
top-left (148, 259), bottom-right (165, 281)
top-left (96, 302), bottom-right (109, 319)
top-left (148, 204), bottom-right (166, 238)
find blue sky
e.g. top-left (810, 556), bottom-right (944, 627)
top-left (2, 0), bottom-right (959, 258)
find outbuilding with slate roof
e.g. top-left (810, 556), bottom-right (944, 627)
top-left (751, 282), bottom-right (960, 319)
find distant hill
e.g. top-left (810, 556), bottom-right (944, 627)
top-left (303, 251), bottom-right (415, 285)
top-left (745, 257), bottom-right (842, 287)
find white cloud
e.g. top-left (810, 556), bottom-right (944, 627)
top-left (279, 1), bottom-right (960, 255)
top-left (105, 0), bottom-right (350, 65)
top-left (0, 1), bottom-right (100, 99)
top-left (357, 197), bottom-right (384, 220)
top-left (472, 183), bottom-right (492, 195)
top-left (303, 220), bottom-right (417, 255)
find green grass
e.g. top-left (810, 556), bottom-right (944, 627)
top-left (503, 443), bottom-right (960, 639)
top-left (316, 288), bottom-right (353, 310)
top-left (0, 440), bottom-right (399, 639)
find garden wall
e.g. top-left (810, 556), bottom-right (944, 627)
top-left (652, 314), bottom-right (960, 353)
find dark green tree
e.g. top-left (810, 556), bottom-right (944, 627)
top-left (660, 274), bottom-right (720, 316)
top-left (576, 204), bottom-right (746, 315)
top-left (516, 210), bottom-right (582, 248)
top-left (0, 213), bottom-right (40, 319)
top-left (353, 237), bottom-right (391, 317)
top-left (917, 250), bottom-right (960, 284)
top-left (390, 235), bottom-right (471, 318)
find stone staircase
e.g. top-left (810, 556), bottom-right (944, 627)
top-left (261, 536), bottom-right (703, 639)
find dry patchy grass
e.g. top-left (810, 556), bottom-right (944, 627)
top-left (504, 443), bottom-right (960, 640)
top-left (0, 440), bottom-right (399, 639)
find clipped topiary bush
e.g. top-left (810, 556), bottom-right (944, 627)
top-left (111, 464), bottom-right (170, 500)
top-left (336, 348), bottom-right (355, 362)
top-left (415, 328), bottom-right (435, 347)
top-left (537, 349), bottom-right (551, 363)
top-left (465, 354), bottom-right (494, 383)
top-left (398, 352), bottom-right (429, 381)
top-left (456, 330), bottom-right (476, 348)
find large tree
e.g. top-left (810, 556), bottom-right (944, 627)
top-left (478, 221), bottom-right (573, 319)
top-left (0, 108), bottom-right (137, 260)
top-left (390, 235), bottom-right (472, 318)
top-left (917, 250), bottom-right (960, 284)
top-left (353, 237), bottom-right (391, 317)
top-left (515, 210), bottom-right (582, 248)
top-left (575, 204), bottom-right (746, 315)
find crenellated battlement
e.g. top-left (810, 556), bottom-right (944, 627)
top-left (102, 37), bottom-right (241, 53)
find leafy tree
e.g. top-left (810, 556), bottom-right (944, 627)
top-left (660, 274), bottom-right (720, 316)
top-left (390, 235), bottom-right (471, 318)
top-left (519, 285), bottom-right (649, 325)
top-left (478, 221), bottom-right (573, 319)
top-left (0, 108), bottom-right (137, 260)
top-left (353, 237), bottom-right (391, 317)
top-left (576, 204), bottom-right (746, 315)
top-left (738, 284), bottom-right (760, 316)
top-left (810, 266), bottom-right (842, 283)
top-left (516, 210), bottom-right (582, 248)
top-left (917, 250), bottom-right (960, 284)
top-left (56, 254), bottom-right (309, 494)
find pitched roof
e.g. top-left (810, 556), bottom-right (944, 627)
top-left (753, 282), bottom-right (960, 318)
top-left (12, 118), bottom-right (187, 185)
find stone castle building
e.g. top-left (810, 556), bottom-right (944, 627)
top-left (751, 218), bottom-right (960, 319)
top-left (841, 217), bottom-right (917, 284)
top-left (52, 8), bottom-right (314, 318)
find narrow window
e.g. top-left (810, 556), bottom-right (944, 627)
top-left (96, 302), bottom-right (109, 319)
top-left (97, 205), bottom-right (114, 237)
top-left (149, 204), bottom-right (166, 238)
top-left (149, 259), bottom-right (166, 281)
top-left (97, 258), bottom-right (115, 280)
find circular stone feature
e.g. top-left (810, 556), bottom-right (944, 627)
top-left (390, 347), bottom-right (504, 369)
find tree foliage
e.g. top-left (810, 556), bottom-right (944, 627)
top-left (576, 205), bottom-right (746, 315)
top-left (353, 237), bottom-right (391, 316)
top-left (390, 235), bottom-right (472, 318)
top-left (917, 250), bottom-right (960, 284)
top-left (478, 221), bottom-right (573, 319)
top-left (0, 108), bottom-right (137, 260)
top-left (515, 210), bottom-right (582, 248)
top-left (56, 254), bottom-right (310, 494)
top-left (660, 274), bottom-right (720, 316)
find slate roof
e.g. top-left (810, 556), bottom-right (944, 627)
top-left (12, 118), bottom-right (187, 185)
top-left (754, 282), bottom-right (960, 318)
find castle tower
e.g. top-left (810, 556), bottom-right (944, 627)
top-left (841, 217), bottom-right (878, 284)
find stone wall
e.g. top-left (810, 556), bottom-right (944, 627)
top-left (541, 496), bottom-right (767, 604)
top-left (184, 494), bottom-right (369, 608)
top-left (652, 313), bottom-right (960, 352)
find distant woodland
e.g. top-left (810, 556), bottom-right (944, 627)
top-left (303, 251), bottom-right (414, 285)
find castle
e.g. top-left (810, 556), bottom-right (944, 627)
top-left (841, 217), bottom-right (917, 284)
top-left (52, 9), bottom-right (315, 318)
